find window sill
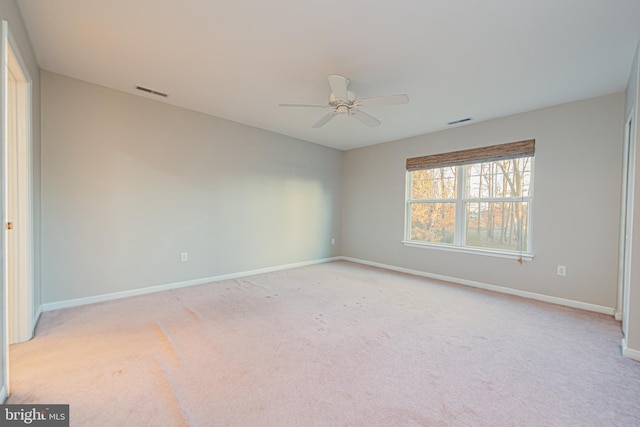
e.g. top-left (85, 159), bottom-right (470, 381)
top-left (401, 240), bottom-right (534, 261)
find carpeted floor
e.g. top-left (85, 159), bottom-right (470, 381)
top-left (7, 261), bottom-right (640, 426)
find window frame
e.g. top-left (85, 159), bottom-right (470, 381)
top-left (403, 156), bottom-right (535, 261)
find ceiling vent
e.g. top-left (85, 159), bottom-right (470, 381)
top-left (447, 117), bottom-right (472, 125)
top-left (135, 86), bottom-right (168, 98)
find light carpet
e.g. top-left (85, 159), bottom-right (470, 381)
top-left (8, 261), bottom-right (640, 426)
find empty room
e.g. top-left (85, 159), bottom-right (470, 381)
top-left (1, 0), bottom-right (640, 425)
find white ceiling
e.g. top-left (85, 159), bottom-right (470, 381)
top-left (16, 0), bottom-right (640, 151)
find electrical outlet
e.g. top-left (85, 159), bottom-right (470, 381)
top-left (557, 265), bottom-right (566, 276)
top-left (331, 238), bottom-right (335, 245)
top-left (181, 252), bottom-right (188, 262)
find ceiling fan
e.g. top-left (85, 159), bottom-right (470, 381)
top-left (279, 75), bottom-right (409, 128)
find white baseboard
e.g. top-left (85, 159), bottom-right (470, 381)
top-left (622, 338), bottom-right (640, 362)
top-left (40, 255), bottom-right (617, 318)
top-left (42, 257), bottom-right (341, 312)
top-left (341, 256), bottom-right (615, 316)
top-left (615, 311), bottom-right (623, 321)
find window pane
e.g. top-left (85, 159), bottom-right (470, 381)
top-left (466, 158), bottom-right (532, 198)
top-left (465, 202), bottom-right (529, 251)
top-left (411, 167), bottom-right (457, 200)
top-left (410, 202), bottom-right (455, 243)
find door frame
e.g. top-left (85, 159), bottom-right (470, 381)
top-left (618, 109), bottom-right (636, 336)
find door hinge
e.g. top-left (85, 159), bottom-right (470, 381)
top-left (6, 222), bottom-right (12, 230)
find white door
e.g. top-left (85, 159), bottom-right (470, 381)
top-left (5, 31), bottom-right (32, 345)
top-left (1, 20), bottom-right (34, 399)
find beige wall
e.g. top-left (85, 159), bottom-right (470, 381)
top-left (0, 0), bottom-right (41, 398)
top-left (343, 92), bottom-right (625, 309)
top-left (41, 71), bottom-right (342, 303)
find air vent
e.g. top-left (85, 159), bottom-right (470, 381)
top-left (447, 117), bottom-right (472, 125)
top-left (135, 86), bottom-right (168, 98)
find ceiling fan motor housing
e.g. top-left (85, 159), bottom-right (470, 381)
top-left (329, 90), bottom-right (357, 106)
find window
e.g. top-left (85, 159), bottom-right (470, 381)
top-left (405, 140), bottom-right (534, 257)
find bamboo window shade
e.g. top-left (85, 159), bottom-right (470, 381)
top-left (406, 139), bottom-right (535, 171)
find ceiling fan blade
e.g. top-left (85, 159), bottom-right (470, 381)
top-left (279, 103), bottom-right (328, 108)
top-left (328, 75), bottom-right (349, 101)
top-left (312, 112), bottom-right (337, 128)
top-left (350, 109), bottom-right (381, 127)
top-left (357, 94), bottom-right (409, 108)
